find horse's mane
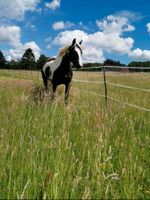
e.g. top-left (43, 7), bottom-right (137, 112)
top-left (58, 46), bottom-right (69, 57)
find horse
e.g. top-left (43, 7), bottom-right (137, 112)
top-left (41, 38), bottom-right (83, 104)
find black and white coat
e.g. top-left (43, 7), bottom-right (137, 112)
top-left (41, 38), bottom-right (83, 104)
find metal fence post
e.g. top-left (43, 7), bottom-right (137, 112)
top-left (102, 66), bottom-right (108, 104)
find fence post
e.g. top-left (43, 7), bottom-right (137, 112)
top-left (102, 66), bottom-right (108, 104)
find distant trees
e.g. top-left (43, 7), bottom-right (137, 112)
top-left (103, 59), bottom-right (126, 72)
top-left (128, 61), bottom-right (150, 72)
top-left (0, 50), bottom-right (6, 68)
top-left (82, 62), bottom-right (103, 71)
top-left (7, 59), bottom-right (20, 69)
top-left (1, 48), bottom-right (150, 72)
top-left (0, 49), bottom-right (48, 70)
top-left (104, 59), bottom-right (125, 66)
top-left (82, 59), bottom-right (126, 71)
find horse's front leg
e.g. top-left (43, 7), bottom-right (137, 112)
top-left (51, 83), bottom-right (57, 101)
top-left (65, 82), bottom-right (71, 105)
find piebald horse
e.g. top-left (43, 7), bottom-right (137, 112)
top-left (41, 38), bottom-right (83, 104)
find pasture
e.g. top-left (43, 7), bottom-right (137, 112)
top-left (0, 69), bottom-right (150, 199)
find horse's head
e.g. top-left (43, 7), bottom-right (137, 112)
top-left (68, 38), bottom-right (83, 69)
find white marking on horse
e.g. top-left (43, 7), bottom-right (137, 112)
top-left (43, 56), bottom-right (63, 80)
top-left (75, 45), bottom-right (83, 67)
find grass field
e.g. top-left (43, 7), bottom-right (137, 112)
top-left (0, 69), bottom-right (150, 199)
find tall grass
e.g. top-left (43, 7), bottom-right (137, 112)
top-left (0, 71), bottom-right (150, 199)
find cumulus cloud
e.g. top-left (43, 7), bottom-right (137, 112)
top-left (116, 10), bottom-right (143, 22)
top-left (8, 42), bottom-right (41, 61)
top-left (52, 21), bottom-right (74, 30)
top-left (129, 48), bottom-right (150, 60)
top-left (53, 30), bottom-right (134, 63)
top-left (0, 25), bottom-right (41, 60)
top-left (45, 0), bottom-right (61, 10)
top-left (0, 26), bottom-right (22, 48)
top-left (146, 23), bottom-right (150, 33)
top-left (23, 41), bottom-right (41, 58)
top-left (0, 0), bottom-right (40, 20)
top-left (51, 13), bottom-right (136, 62)
top-left (96, 14), bottom-right (135, 35)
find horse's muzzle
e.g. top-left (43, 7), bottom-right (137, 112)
top-left (76, 63), bottom-right (83, 69)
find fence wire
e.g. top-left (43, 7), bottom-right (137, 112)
top-left (73, 67), bottom-right (150, 112)
top-left (80, 66), bottom-right (150, 70)
top-left (73, 87), bottom-right (150, 112)
top-left (73, 79), bottom-right (150, 93)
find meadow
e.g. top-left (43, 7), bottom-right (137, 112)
top-left (0, 69), bottom-right (150, 199)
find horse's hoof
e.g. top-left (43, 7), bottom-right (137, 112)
top-left (44, 92), bottom-right (49, 97)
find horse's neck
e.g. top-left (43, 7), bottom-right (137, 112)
top-left (49, 53), bottom-right (71, 73)
top-left (52, 56), bottom-right (63, 67)
top-left (60, 54), bottom-right (71, 70)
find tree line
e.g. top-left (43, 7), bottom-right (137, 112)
top-left (0, 49), bottom-right (150, 72)
top-left (0, 49), bottom-right (47, 70)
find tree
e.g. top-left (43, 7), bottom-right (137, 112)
top-left (7, 59), bottom-right (20, 69)
top-left (0, 50), bottom-right (6, 68)
top-left (103, 59), bottom-right (126, 71)
top-left (21, 48), bottom-right (36, 70)
top-left (36, 54), bottom-right (47, 69)
top-left (82, 62), bottom-right (103, 71)
top-left (128, 61), bottom-right (150, 72)
top-left (104, 59), bottom-right (125, 66)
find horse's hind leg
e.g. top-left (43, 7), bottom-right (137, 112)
top-left (41, 70), bottom-right (49, 96)
top-left (65, 82), bottom-right (71, 105)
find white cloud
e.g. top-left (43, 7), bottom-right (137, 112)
top-left (53, 30), bottom-right (105, 62)
top-left (129, 48), bottom-right (150, 60)
top-left (116, 10), bottom-right (143, 22)
top-left (45, 37), bottom-right (52, 49)
top-left (0, 26), bottom-right (22, 48)
top-left (25, 22), bottom-right (37, 31)
top-left (45, 0), bottom-right (61, 10)
top-left (38, 12), bottom-right (150, 62)
top-left (53, 29), bottom-right (134, 63)
top-left (51, 13), bottom-right (136, 63)
top-left (146, 23), bottom-right (150, 33)
top-left (52, 21), bottom-right (74, 30)
top-left (23, 41), bottom-right (41, 59)
top-left (0, 0), bottom-right (40, 20)
top-left (52, 21), bottom-right (64, 30)
top-left (96, 14), bottom-right (135, 35)
top-left (0, 25), bottom-right (41, 60)
top-left (127, 21), bottom-right (150, 61)
top-left (8, 42), bottom-right (41, 61)
top-left (53, 30), bottom-right (89, 46)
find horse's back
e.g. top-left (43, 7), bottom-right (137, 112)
top-left (42, 57), bottom-right (56, 68)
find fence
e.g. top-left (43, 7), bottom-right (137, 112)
top-left (73, 66), bottom-right (150, 112)
top-left (0, 67), bottom-right (149, 112)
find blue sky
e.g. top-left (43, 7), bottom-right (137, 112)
top-left (0, 0), bottom-right (150, 64)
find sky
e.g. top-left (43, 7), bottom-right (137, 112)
top-left (0, 0), bottom-right (150, 64)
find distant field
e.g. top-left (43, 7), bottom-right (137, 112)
top-left (0, 69), bottom-right (150, 199)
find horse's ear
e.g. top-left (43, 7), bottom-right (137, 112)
top-left (72, 38), bottom-right (76, 46)
top-left (79, 40), bottom-right (83, 45)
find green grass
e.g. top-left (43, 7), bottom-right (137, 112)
top-left (0, 70), bottom-right (150, 199)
